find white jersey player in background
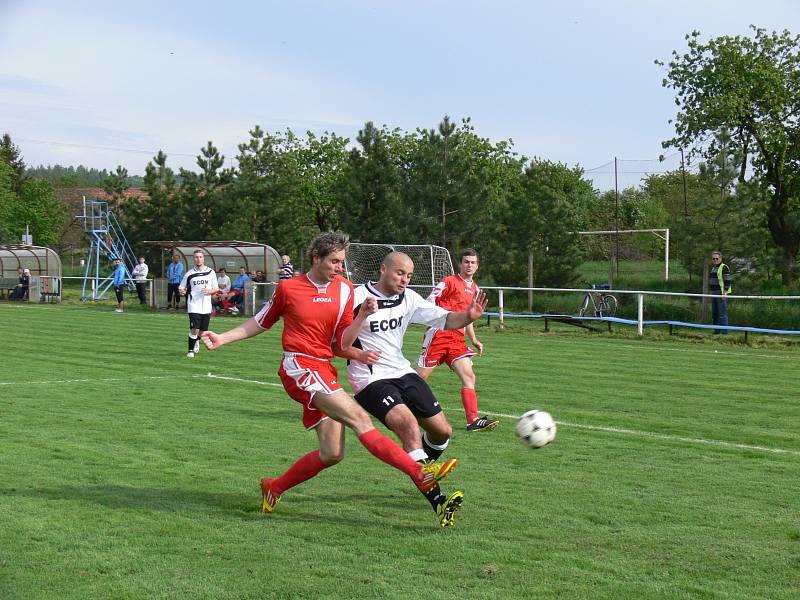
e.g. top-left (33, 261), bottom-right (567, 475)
top-left (340, 251), bottom-right (487, 527)
top-left (179, 249), bottom-right (219, 358)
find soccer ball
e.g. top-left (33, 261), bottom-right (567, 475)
top-left (229, 307), bottom-right (239, 316)
top-left (515, 410), bottom-right (556, 449)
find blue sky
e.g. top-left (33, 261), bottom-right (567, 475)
top-left (1, 0), bottom-right (798, 189)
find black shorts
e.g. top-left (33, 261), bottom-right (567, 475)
top-left (354, 373), bottom-right (442, 425)
top-left (188, 312), bottom-right (212, 331)
top-left (114, 286), bottom-right (124, 302)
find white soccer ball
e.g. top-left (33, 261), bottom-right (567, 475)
top-left (229, 307), bottom-right (239, 316)
top-left (516, 409), bottom-right (556, 449)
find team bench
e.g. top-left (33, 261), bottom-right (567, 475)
top-left (0, 277), bottom-right (24, 300)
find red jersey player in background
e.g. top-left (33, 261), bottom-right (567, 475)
top-left (201, 231), bottom-right (456, 519)
top-left (416, 248), bottom-right (500, 432)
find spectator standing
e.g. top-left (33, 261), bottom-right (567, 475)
top-left (112, 258), bottom-right (126, 313)
top-left (278, 254), bottom-right (294, 280)
top-left (709, 251), bottom-right (733, 334)
top-left (132, 256), bottom-right (149, 305)
top-left (166, 254), bottom-right (184, 310)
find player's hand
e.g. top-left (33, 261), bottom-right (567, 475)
top-left (467, 290), bottom-right (488, 322)
top-left (472, 339), bottom-right (484, 356)
top-left (362, 296), bottom-right (378, 316)
top-left (179, 289), bottom-right (187, 296)
top-left (201, 330), bottom-right (223, 350)
top-left (358, 349), bottom-right (381, 365)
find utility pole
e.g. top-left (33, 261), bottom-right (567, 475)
top-left (614, 157), bottom-right (620, 281)
top-left (680, 148), bottom-right (688, 218)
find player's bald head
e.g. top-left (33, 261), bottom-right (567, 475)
top-left (377, 252), bottom-right (414, 295)
top-left (381, 251), bottom-right (413, 271)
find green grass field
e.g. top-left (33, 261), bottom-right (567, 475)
top-left (1, 303), bottom-right (799, 600)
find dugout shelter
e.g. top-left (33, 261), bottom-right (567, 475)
top-left (143, 240), bottom-right (281, 312)
top-left (0, 244), bottom-right (62, 302)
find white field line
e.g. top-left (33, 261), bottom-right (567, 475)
top-left (205, 374), bottom-right (799, 457)
top-left (5, 371), bottom-right (797, 457)
top-left (0, 373), bottom-right (284, 388)
top-left (0, 374), bottom-right (183, 386)
top-left (484, 409), bottom-right (800, 457)
top-left (524, 337), bottom-right (800, 362)
top-left (204, 372), bottom-right (283, 387)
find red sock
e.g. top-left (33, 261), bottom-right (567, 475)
top-left (461, 388), bottom-right (479, 424)
top-left (271, 450), bottom-right (328, 495)
top-left (358, 429), bottom-right (421, 481)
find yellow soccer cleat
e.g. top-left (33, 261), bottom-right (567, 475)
top-left (417, 458), bottom-right (458, 493)
top-left (436, 490), bottom-right (465, 527)
top-left (259, 477), bottom-right (281, 513)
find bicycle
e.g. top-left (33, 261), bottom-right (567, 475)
top-left (578, 283), bottom-right (618, 318)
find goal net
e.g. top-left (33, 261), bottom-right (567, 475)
top-left (345, 243), bottom-right (454, 298)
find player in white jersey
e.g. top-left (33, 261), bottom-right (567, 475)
top-left (179, 249), bottom-right (219, 358)
top-left (341, 251), bottom-right (487, 526)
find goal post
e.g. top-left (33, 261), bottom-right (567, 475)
top-left (577, 228), bottom-right (670, 282)
top-left (345, 243), bottom-right (455, 297)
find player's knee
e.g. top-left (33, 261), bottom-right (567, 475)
top-left (435, 421), bottom-right (453, 441)
top-left (346, 407), bottom-right (375, 435)
top-left (319, 447), bottom-right (344, 465)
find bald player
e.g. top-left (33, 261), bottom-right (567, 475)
top-left (340, 252), bottom-right (487, 527)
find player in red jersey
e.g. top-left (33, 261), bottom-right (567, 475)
top-left (416, 248), bottom-right (499, 432)
top-left (201, 231), bottom-right (457, 517)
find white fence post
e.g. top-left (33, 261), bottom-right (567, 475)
top-left (637, 293), bottom-right (644, 336)
top-left (499, 289), bottom-right (504, 325)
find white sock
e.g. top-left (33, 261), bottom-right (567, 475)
top-left (407, 448), bottom-right (428, 462)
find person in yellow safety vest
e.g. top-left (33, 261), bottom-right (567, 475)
top-left (709, 251), bottom-right (732, 334)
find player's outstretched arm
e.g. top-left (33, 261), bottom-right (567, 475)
top-left (333, 343), bottom-right (381, 365)
top-left (443, 290), bottom-right (487, 331)
top-left (339, 296), bottom-right (378, 351)
top-left (201, 317), bottom-right (265, 350)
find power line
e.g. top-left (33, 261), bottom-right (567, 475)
top-left (16, 137), bottom-right (198, 158)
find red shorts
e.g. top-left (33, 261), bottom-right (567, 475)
top-left (278, 353), bottom-right (343, 429)
top-left (417, 329), bottom-right (476, 369)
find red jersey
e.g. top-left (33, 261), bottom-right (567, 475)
top-left (255, 273), bottom-right (354, 359)
top-left (426, 274), bottom-right (479, 334)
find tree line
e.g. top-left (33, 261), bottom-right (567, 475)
top-left (2, 26), bottom-right (798, 289)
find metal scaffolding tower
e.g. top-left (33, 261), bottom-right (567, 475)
top-left (75, 197), bottom-right (136, 301)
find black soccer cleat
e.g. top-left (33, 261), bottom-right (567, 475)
top-left (466, 416), bottom-right (500, 432)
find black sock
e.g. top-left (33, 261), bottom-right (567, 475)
top-left (423, 484), bottom-right (446, 510)
top-left (422, 432), bottom-right (449, 462)
top-left (188, 335), bottom-right (196, 352)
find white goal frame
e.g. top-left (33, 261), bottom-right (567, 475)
top-left (345, 243), bottom-right (455, 296)
top-left (576, 228), bottom-right (670, 281)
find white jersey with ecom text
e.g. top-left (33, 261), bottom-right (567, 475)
top-left (347, 281), bottom-right (450, 394)
top-left (180, 267), bottom-right (219, 314)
